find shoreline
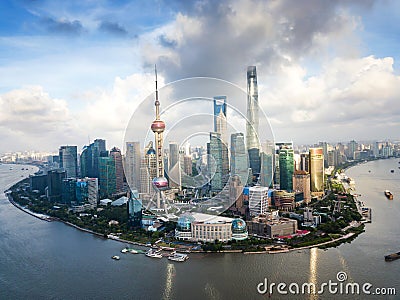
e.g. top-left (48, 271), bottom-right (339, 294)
top-left (6, 190), bottom-right (361, 254)
top-left (4, 159), bottom-right (377, 255)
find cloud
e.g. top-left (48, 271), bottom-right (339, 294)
top-left (98, 21), bottom-right (128, 36)
top-left (41, 17), bottom-right (84, 35)
top-left (0, 86), bottom-right (82, 151)
top-left (141, 0), bottom-right (369, 83)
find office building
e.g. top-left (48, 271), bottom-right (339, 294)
top-left (110, 147), bottom-right (124, 193)
top-left (246, 66), bottom-right (261, 178)
top-left (279, 147), bottom-right (294, 191)
top-left (62, 178), bottom-right (77, 205)
top-left (230, 133), bottom-right (249, 185)
top-left (209, 132), bottom-right (223, 191)
top-left (248, 185), bottom-right (269, 216)
top-left (214, 96), bottom-right (229, 186)
top-left (292, 171), bottom-right (311, 204)
top-left (128, 189), bottom-right (142, 227)
top-left (59, 145), bottom-right (78, 178)
top-left (47, 169), bottom-right (66, 202)
top-left (125, 141), bottom-right (141, 190)
top-left (309, 147), bottom-right (324, 199)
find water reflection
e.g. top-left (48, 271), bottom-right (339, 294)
top-left (162, 263), bottom-right (175, 300)
top-left (308, 247), bottom-right (318, 299)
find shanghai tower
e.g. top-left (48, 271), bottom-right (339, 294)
top-left (246, 66), bottom-right (261, 179)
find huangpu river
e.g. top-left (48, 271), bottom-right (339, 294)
top-left (1, 160), bottom-right (399, 299)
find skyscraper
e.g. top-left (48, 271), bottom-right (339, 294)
top-left (209, 132), bottom-right (223, 192)
top-left (128, 189), bottom-right (142, 227)
top-left (125, 141), bottom-right (141, 190)
top-left (47, 169), bottom-right (66, 202)
top-left (110, 147), bottom-right (124, 193)
top-left (98, 156), bottom-right (116, 198)
top-left (168, 142), bottom-right (181, 188)
top-left (260, 140), bottom-right (274, 188)
top-left (80, 139), bottom-right (107, 179)
top-left (279, 147), bottom-right (294, 191)
top-left (292, 171), bottom-right (311, 204)
top-left (230, 133), bottom-right (249, 185)
top-left (59, 146), bottom-right (78, 178)
top-left (246, 66), bottom-right (260, 179)
top-left (214, 96), bottom-right (229, 186)
top-left (309, 148), bottom-right (324, 198)
top-left (214, 96), bottom-right (228, 144)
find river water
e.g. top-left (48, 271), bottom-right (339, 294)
top-left (0, 161), bottom-right (399, 300)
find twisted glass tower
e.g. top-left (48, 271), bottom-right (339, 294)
top-left (246, 66), bottom-right (260, 178)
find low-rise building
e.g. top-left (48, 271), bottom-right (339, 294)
top-left (248, 215), bottom-right (298, 238)
top-left (175, 213), bottom-right (248, 242)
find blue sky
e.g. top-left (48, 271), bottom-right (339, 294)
top-left (0, 0), bottom-right (400, 152)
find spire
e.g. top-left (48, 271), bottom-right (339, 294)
top-left (155, 64), bottom-right (160, 120)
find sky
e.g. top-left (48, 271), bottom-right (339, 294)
top-left (1, 0), bottom-right (400, 153)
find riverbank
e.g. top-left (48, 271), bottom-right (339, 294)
top-left (6, 165), bottom-right (369, 255)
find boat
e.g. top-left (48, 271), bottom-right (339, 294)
top-left (168, 251), bottom-right (189, 262)
top-left (111, 255), bottom-right (120, 260)
top-left (145, 249), bottom-right (163, 259)
top-left (384, 190), bottom-right (393, 200)
top-left (385, 252), bottom-right (400, 261)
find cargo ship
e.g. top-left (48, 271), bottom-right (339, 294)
top-left (385, 252), bottom-right (400, 261)
top-left (384, 190), bottom-right (393, 200)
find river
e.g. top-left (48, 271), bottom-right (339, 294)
top-left (0, 160), bottom-right (399, 299)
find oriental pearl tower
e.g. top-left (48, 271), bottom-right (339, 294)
top-left (150, 66), bottom-right (168, 211)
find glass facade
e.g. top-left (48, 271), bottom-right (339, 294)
top-left (230, 133), bottom-right (249, 185)
top-left (279, 147), bottom-right (294, 191)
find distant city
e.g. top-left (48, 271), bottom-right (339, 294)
top-left (2, 66), bottom-right (400, 244)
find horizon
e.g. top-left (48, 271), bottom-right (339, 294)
top-left (1, 1), bottom-right (400, 152)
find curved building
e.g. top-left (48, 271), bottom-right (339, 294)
top-left (246, 66), bottom-right (261, 178)
top-left (231, 218), bottom-right (248, 240)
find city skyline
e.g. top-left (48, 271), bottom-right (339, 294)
top-left (1, 0), bottom-right (400, 152)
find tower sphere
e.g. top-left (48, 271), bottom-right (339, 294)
top-left (151, 120), bottom-right (165, 133)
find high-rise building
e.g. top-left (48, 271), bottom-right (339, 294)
top-left (260, 152), bottom-right (273, 187)
top-left (209, 132), bottom-right (223, 192)
top-left (62, 178), bottom-right (77, 205)
top-left (319, 141), bottom-right (328, 167)
top-left (279, 147), bottom-right (294, 191)
top-left (214, 96), bottom-right (229, 186)
top-left (248, 185), bottom-right (269, 217)
top-left (168, 142), bottom-right (180, 188)
top-left (292, 170), bottom-right (311, 204)
top-left (76, 177), bottom-right (98, 206)
top-left (347, 140), bottom-right (358, 160)
top-left (246, 66), bottom-right (260, 179)
top-left (110, 147), bottom-right (124, 193)
top-left (128, 189), bottom-right (142, 227)
top-left (260, 140), bottom-right (274, 187)
top-left (169, 142), bottom-right (179, 172)
top-left (230, 133), bottom-right (249, 185)
top-left (125, 142), bottom-right (141, 190)
top-left (229, 175), bottom-right (244, 210)
top-left (309, 147), bottom-right (324, 198)
top-left (213, 96), bottom-right (228, 145)
top-left (98, 156), bottom-right (116, 198)
top-left (300, 153), bottom-right (309, 172)
top-left (47, 169), bottom-right (66, 202)
top-left (59, 146), bottom-right (78, 178)
top-left (80, 139), bottom-right (106, 179)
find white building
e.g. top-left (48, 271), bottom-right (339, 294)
top-left (175, 213), bottom-right (248, 243)
top-left (249, 186), bottom-right (269, 216)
